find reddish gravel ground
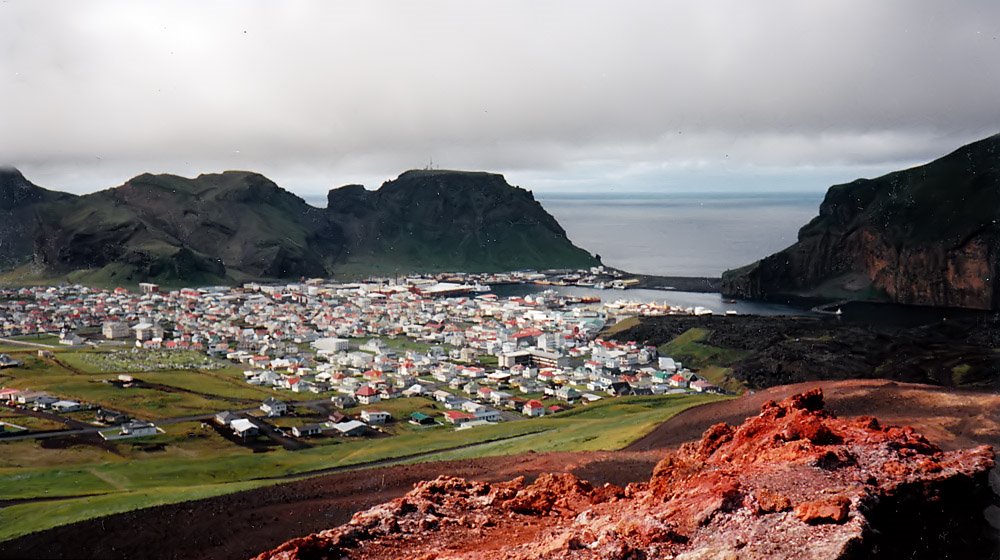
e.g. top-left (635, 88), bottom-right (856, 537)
top-left (1, 379), bottom-right (997, 560)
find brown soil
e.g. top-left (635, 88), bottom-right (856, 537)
top-left (37, 432), bottom-right (120, 453)
top-left (2, 379), bottom-right (998, 560)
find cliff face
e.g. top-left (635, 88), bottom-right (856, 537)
top-left (255, 390), bottom-right (996, 560)
top-left (326, 170), bottom-right (598, 274)
top-left (722, 133), bottom-right (1000, 309)
top-left (3, 168), bottom-right (596, 284)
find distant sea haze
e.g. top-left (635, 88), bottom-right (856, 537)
top-left (538, 192), bottom-right (824, 278)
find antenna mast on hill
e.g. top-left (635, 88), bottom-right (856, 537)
top-left (425, 157), bottom-right (436, 170)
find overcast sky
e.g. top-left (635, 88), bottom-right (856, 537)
top-left (2, 1), bottom-right (998, 197)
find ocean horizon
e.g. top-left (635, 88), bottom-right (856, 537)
top-left (538, 191), bottom-right (825, 277)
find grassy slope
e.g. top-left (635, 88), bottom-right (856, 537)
top-left (601, 316), bottom-right (641, 338)
top-left (658, 328), bottom-right (749, 393)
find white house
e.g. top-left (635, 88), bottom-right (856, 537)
top-left (555, 386), bottom-right (580, 402)
top-left (360, 410), bottom-right (391, 425)
top-left (473, 407), bottom-right (502, 423)
top-left (355, 385), bottom-right (380, 405)
top-left (658, 357), bottom-right (678, 372)
top-left (102, 421), bottom-right (159, 440)
top-left (402, 384), bottom-right (426, 397)
top-left (292, 424), bottom-right (323, 437)
top-left (521, 399), bottom-right (545, 417)
top-left (231, 418), bottom-right (259, 438)
top-left (261, 398), bottom-right (288, 417)
top-left (490, 391), bottom-right (513, 406)
top-left (51, 400), bottom-right (82, 413)
top-left (523, 399), bottom-right (545, 417)
top-left (690, 380), bottom-right (717, 393)
top-left (121, 421), bottom-right (158, 437)
top-left (332, 420), bottom-right (368, 436)
top-left (59, 332), bottom-right (84, 346)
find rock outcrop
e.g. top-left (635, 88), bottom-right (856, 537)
top-left (722, 133), bottom-right (1000, 309)
top-left (254, 389), bottom-right (996, 560)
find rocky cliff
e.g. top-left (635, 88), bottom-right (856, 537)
top-left (254, 390), bottom-right (996, 560)
top-left (0, 168), bottom-right (597, 284)
top-left (722, 133), bottom-right (1000, 309)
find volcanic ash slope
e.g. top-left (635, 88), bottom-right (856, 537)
top-left (255, 389), bottom-right (995, 560)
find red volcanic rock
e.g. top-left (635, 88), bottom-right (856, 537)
top-left (794, 496), bottom-right (850, 524)
top-left (254, 390), bottom-right (995, 560)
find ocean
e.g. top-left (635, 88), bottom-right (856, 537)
top-left (537, 191), bottom-right (825, 278)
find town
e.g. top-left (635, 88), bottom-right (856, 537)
top-left (0, 269), bottom-right (723, 448)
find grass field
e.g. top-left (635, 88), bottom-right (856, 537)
top-left (0, 392), bottom-right (726, 542)
top-left (9, 334), bottom-right (62, 346)
top-left (0, 414), bottom-right (65, 432)
top-left (373, 337), bottom-right (442, 355)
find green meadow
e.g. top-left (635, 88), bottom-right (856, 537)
top-left (0, 391), bottom-right (726, 542)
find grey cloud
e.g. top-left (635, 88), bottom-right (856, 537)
top-left (1, 0), bottom-right (998, 195)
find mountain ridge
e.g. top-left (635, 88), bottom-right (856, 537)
top-left (0, 168), bottom-right (598, 285)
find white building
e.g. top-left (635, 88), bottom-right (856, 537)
top-left (313, 337), bottom-right (350, 353)
top-left (51, 400), bottom-right (82, 413)
top-left (360, 410), bottom-right (391, 425)
top-left (102, 321), bottom-right (131, 339)
top-left (658, 357), bottom-right (678, 372)
top-left (133, 321), bottom-right (164, 341)
top-left (473, 407), bottom-right (502, 422)
top-left (121, 421), bottom-right (158, 437)
top-left (260, 398), bottom-right (288, 417)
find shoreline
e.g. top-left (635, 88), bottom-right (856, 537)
top-left (625, 273), bottom-right (721, 293)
